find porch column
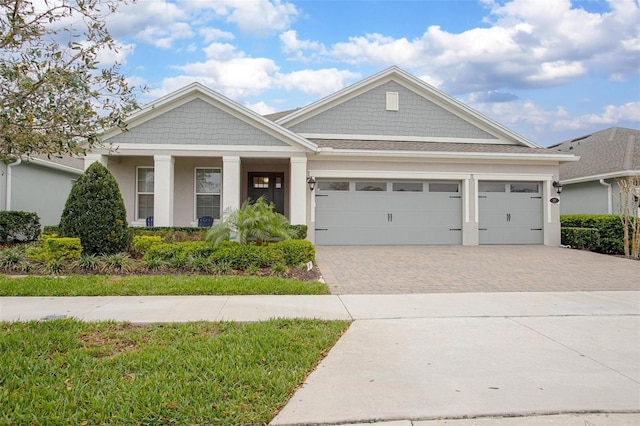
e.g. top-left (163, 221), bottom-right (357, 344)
top-left (84, 154), bottom-right (107, 170)
top-left (222, 156), bottom-right (241, 216)
top-left (289, 157), bottom-right (307, 225)
top-left (462, 176), bottom-right (479, 246)
top-left (153, 155), bottom-right (174, 227)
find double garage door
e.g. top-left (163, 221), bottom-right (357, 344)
top-left (314, 179), bottom-right (543, 245)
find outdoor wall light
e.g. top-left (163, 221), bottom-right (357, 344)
top-left (307, 177), bottom-right (316, 191)
top-left (552, 180), bottom-right (563, 194)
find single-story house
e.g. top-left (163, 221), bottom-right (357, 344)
top-left (0, 156), bottom-right (83, 226)
top-left (86, 66), bottom-right (576, 246)
top-left (549, 127), bottom-right (640, 215)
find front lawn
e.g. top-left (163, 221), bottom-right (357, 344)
top-left (0, 274), bottom-right (329, 296)
top-left (0, 319), bottom-right (349, 425)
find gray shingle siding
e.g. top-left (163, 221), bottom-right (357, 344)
top-left (288, 81), bottom-right (497, 140)
top-left (107, 99), bottom-right (289, 147)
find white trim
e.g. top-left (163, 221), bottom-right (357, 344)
top-left (308, 170), bottom-right (472, 180)
top-left (386, 91), bottom-right (399, 111)
top-left (95, 143), bottom-right (310, 154)
top-left (561, 170), bottom-right (640, 185)
top-left (22, 157), bottom-right (84, 175)
top-left (135, 166), bottom-right (154, 221)
top-left (194, 167), bottom-right (222, 221)
top-left (300, 133), bottom-right (512, 145)
top-left (474, 173), bottom-right (554, 182)
top-left (316, 147), bottom-right (576, 162)
top-left (464, 178), bottom-right (470, 223)
top-left (473, 177), bottom-right (479, 224)
top-left (6, 158), bottom-right (21, 210)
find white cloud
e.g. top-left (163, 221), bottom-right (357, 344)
top-left (224, 0), bottom-right (299, 35)
top-left (203, 43), bottom-right (243, 61)
top-left (276, 68), bottom-right (361, 96)
top-left (199, 28), bottom-right (235, 43)
top-left (554, 102), bottom-right (640, 129)
top-left (246, 101), bottom-right (276, 115)
top-left (281, 0), bottom-right (639, 94)
top-left (176, 57), bottom-right (280, 99)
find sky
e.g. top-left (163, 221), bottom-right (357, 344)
top-left (99, 0), bottom-right (639, 147)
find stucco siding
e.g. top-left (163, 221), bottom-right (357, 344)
top-left (559, 181), bottom-right (609, 215)
top-left (10, 163), bottom-right (76, 226)
top-left (107, 99), bottom-right (289, 147)
top-left (289, 81), bottom-right (497, 140)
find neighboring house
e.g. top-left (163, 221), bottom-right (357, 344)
top-left (550, 127), bottom-right (640, 215)
top-left (0, 155), bottom-right (84, 226)
top-left (86, 66), bottom-right (575, 246)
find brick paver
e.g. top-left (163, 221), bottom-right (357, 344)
top-left (315, 245), bottom-right (639, 294)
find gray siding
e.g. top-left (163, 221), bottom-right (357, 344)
top-left (107, 99), bottom-right (289, 146)
top-left (0, 162), bottom-right (6, 211)
top-left (11, 163), bottom-right (77, 226)
top-left (289, 81), bottom-right (497, 140)
top-left (560, 181), bottom-right (609, 215)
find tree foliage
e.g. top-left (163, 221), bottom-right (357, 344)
top-left (59, 161), bottom-right (129, 255)
top-left (0, 0), bottom-right (138, 162)
top-left (206, 196), bottom-right (293, 248)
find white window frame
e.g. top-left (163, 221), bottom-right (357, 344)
top-left (136, 166), bottom-right (154, 221)
top-left (193, 167), bottom-right (222, 221)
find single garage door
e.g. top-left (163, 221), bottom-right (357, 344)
top-left (315, 180), bottom-right (462, 245)
top-left (478, 181), bottom-right (543, 244)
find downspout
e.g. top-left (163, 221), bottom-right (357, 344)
top-left (599, 179), bottom-right (612, 214)
top-left (6, 158), bottom-right (21, 210)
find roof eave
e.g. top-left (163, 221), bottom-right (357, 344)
top-left (316, 148), bottom-right (577, 162)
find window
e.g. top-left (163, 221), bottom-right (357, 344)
top-left (137, 167), bottom-right (154, 220)
top-left (393, 182), bottom-right (423, 192)
top-left (318, 181), bottom-right (349, 191)
top-left (253, 176), bottom-right (269, 189)
top-left (356, 181), bottom-right (386, 191)
top-left (429, 182), bottom-right (459, 193)
top-left (478, 182), bottom-right (506, 192)
top-left (510, 183), bottom-right (539, 193)
top-left (195, 168), bottom-right (221, 220)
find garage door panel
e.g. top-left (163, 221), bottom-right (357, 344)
top-left (479, 181), bottom-right (543, 245)
top-left (315, 180), bottom-right (462, 245)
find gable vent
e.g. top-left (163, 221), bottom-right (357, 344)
top-left (386, 91), bottom-right (399, 111)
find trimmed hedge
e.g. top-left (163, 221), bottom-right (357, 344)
top-left (0, 211), bottom-right (40, 243)
top-left (561, 227), bottom-right (600, 250)
top-left (144, 240), bottom-right (315, 270)
top-left (132, 235), bottom-right (162, 255)
top-left (560, 214), bottom-right (624, 254)
top-left (26, 236), bottom-right (82, 262)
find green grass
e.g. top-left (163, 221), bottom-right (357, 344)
top-left (0, 319), bottom-right (349, 425)
top-left (0, 274), bottom-right (329, 296)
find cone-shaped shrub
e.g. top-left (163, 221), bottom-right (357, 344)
top-left (59, 162), bottom-right (129, 255)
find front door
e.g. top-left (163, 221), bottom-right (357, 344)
top-left (247, 172), bottom-right (285, 215)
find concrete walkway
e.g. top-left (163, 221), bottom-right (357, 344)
top-left (2, 291), bottom-right (639, 425)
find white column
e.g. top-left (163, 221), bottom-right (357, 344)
top-left (462, 176), bottom-right (479, 246)
top-left (153, 155), bottom-right (174, 227)
top-left (289, 157), bottom-right (308, 225)
top-left (84, 154), bottom-right (107, 170)
top-left (222, 156), bottom-right (241, 217)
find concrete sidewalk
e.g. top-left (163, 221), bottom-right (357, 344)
top-left (1, 291), bottom-right (639, 425)
top-left (1, 291), bottom-right (638, 322)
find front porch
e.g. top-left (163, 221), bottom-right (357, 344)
top-left (84, 153), bottom-right (309, 228)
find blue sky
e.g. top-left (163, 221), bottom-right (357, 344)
top-left (102, 0), bottom-right (639, 146)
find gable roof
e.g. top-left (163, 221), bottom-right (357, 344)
top-left (101, 82), bottom-right (317, 152)
top-left (276, 66), bottom-right (540, 148)
top-left (550, 127), bottom-right (640, 182)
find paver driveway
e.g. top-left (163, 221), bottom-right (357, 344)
top-left (316, 245), bottom-right (639, 294)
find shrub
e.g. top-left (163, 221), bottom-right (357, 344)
top-left (275, 239), bottom-right (315, 265)
top-left (288, 224), bottom-right (308, 240)
top-left (206, 196), bottom-right (292, 247)
top-left (0, 246), bottom-right (25, 269)
top-left (132, 235), bottom-right (163, 255)
top-left (42, 237), bottom-right (82, 261)
top-left (130, 227), bottom-right (206, 242)
top-left (0, 211), bottom-right (40, 243)
top-left (59, 162), bottom-right (129, 255)
top-left (561, 227), bottom-right (600, 250)
top-left (560, 215), bottom-right (625, 255)
top-left (144, 241), bottom-right (216, 262)
top-left (101, 253), bottom-right (135, 273)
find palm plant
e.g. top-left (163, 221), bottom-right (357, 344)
top-left (206, 196), bottom-right (293, 248)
